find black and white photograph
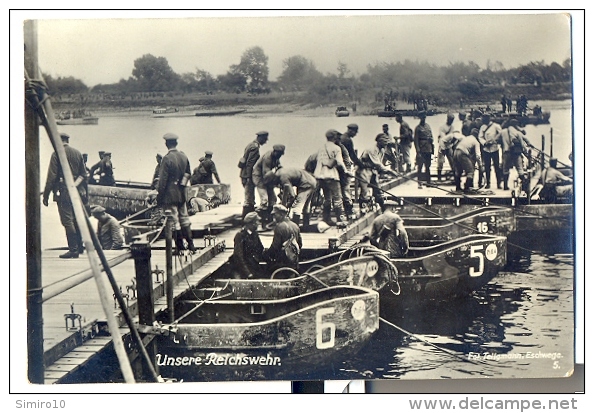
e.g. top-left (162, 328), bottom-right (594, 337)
top-left (12, 9), bottom-right (584, 395)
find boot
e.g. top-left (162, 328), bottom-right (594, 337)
top-left (174, 230), bottom-right (186, 253)
top-left (302, 213), bottom-right (310, 227)
top-left (182, 226), bottom-right (196, 253)
top-left (323, 205), bottom-right (335, 226)
top-left (344, 202), bottom-right (355, 220)
top-left (241, 205), bottom-right (254, 219)
top-left (437, 169), bottom-right (442, 181)
top-left (60, 230), bottom-right (79, 259)
top-left (291, 213), bottom-right (300, 226)
top-left (503, 174), bottom-right (509, 190)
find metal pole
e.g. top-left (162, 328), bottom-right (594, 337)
top-left (541, 135), bottom-right (546, 168)
top-left (27, 69), bottom-right (136, 383)
top-left (550, 127), bottom-right (554, 158)
top-left (24, 19), bottom-right (44, 385)
top-left (165, 212), bottom-right (174, 323)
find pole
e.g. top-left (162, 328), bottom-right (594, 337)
top-left (165, 212), bottom-right (174, 323)
top-left (26, 68), bottom-right (136, 383)
top-left (131, 240), bottom-right (161, 380)
top-left (24, 19), bottom-right (44, 384)
top-left (541, 135), bottom-right (546, 169)
top-left (550, 127), bottom-right (554, 158)
top-left (85, 216), bottom-right (160, 382)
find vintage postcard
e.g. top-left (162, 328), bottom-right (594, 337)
top-left (12, 10), bottom-right (583, 394)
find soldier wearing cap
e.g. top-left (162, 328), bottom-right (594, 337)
top-left (191, 150), bottom-right (221, 184)
top-left (478, 113), bottom-right (503, 189)
top-left (436, 113), bottom-right (457, 181)
top-left (91, 205), bottom-right (124, 250)
top-left (239, 131), bottom-right (269, 218)
top-left (413, 110), bottom-right (434, 188)
top-left (229, 212), bottom-right (265, 278)
top-left (264, 166), bottom-right (317, 227)
top-left (314, 130), bottom-right (349, 226)
top-left (252, 144), bottom-right (285, 227)
top-left (88, 151), bottom-right (105, 184)
top-left (382, 123), bottom-right (400, 172)
top-left (263, 204), bottom-right (302, 272)
top-left (89, 151), bottom-right (115, 186)
top-left (356, 133), bottom-right (399, 212)
top-left (452, 129), bottom-right (483, 192)
top-left (340, 123), bottom-right (362, 168)
top-left (157, 133), bottom-right (195, 253)
top-left (151, 154), bottom-right (163, 189)
top-left (42, 133), bottom-right (88, 258)
top-left (368, 200), bottom-right (409, 258)
top-left (395, 114), bottom-right (414, 173)
top-left (500, 118), bottom-right (531, 191)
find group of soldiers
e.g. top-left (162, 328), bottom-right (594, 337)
top-left (42, 133), bottom-right (124, 258)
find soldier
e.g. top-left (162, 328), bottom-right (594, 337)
top-left (156, 133), bottom-right (195, 253)
top-left (436, 113), bottom-right (456, 181)
top-left (263, 204), bottom-right (303, 273)
top-left (478, 113), bottom-right (503, 189)
top-left (239, 131), bottom-right (269, 218)
top-left (90, 205), bottom-right (124, 250)
top-left (395, 114), bottom-right (413, 173)
top-left (315, 129), bottom-right (349, 226)
top-left (229, 212), bottom-right (265, 279)
top-left (192, 150), bottom-right (221, 184)
top-left (90, 151), bottom-right (115, 186)
top-left (413, 110), bottom-right (434, 188)
top-left (368, 200), bottom-right (409, 258)
top-left (264, 166), bottom-right (317, 227)
top-left (252, 144), bottom-right (285, 228)
top-left (42, 133), bottom-right (88, 258)
top-left (151, 154), bottom-right (163, 189)
top-left (356, 134), bottom-right (399, 212)
top-left (453, 129), bottom-right (483, 193)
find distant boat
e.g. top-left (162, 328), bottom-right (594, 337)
top-left (56, 110), bottom-right (98, 125)
top-left (377, 108), bottom-right (437, 118)
top-left (335, 106), bottom-right (350, 117)
top-left (195, 109), bottom-right (246, 117)
top-left (152, 107), bottom-right (195, 118)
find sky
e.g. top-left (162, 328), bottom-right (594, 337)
top-left (16, 10), bottom-right (575, 88)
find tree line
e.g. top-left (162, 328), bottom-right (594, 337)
top-left (43, 45), bottom-right (572, 106)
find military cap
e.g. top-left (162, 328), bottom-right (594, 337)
top-left (91, 205), bottom-right (106, 215)
top-left (243, 211), bottom-right (261, 224)
top-left (205, 150), bottom-right (213, 156)
top-left (256, 131), bottom-right (269, 136)
top-left (471, 128), bottom-right (480, 137)
top-left (325, 129), bottom-right (339, 139)
top-left (347, 123), bottom-right (359, 130)
top-left (447, 113), bottom-right (455, 120)
top-left (272, 204), bottom-right (289, 214)
top-left (458, 112), bottom-right (467, 118)
top-left (156, 153), bottom-right (163, 161)
top-left (382, 124), bottom-right (389, 128)
top-left (163, 132), bottom-right (179, 141)
top-left (103, 152), bottom-right (112, 156)
top-left (273, 144), bottom-right (286, 153)
top-left (383, 200), bottom-right (401, 209)
top-left (60, 133), bottom-right (70, 141)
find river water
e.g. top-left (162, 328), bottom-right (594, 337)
top-left (37, 100), bottom-right (578, 383)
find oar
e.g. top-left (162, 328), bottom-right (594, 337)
top-left (119, 204), bottom-right (157, 224)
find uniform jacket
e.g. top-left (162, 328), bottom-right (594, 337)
top-left (414, 122), bottom-right (434, 154)
top-left (231, 227), bottom-right (265, 278)
top-left (97, 214), bottom-right (124, 250)
top-left (275, 167), bottom-right (317, 199)
top-left (240, 140), bottom-right (261, 179)
top-left (252, 150), bottom-right (281, 185)
top-left (157, 148), bottom-right (191, 206)
top-left (43, 143), bottom-right (88, 202)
